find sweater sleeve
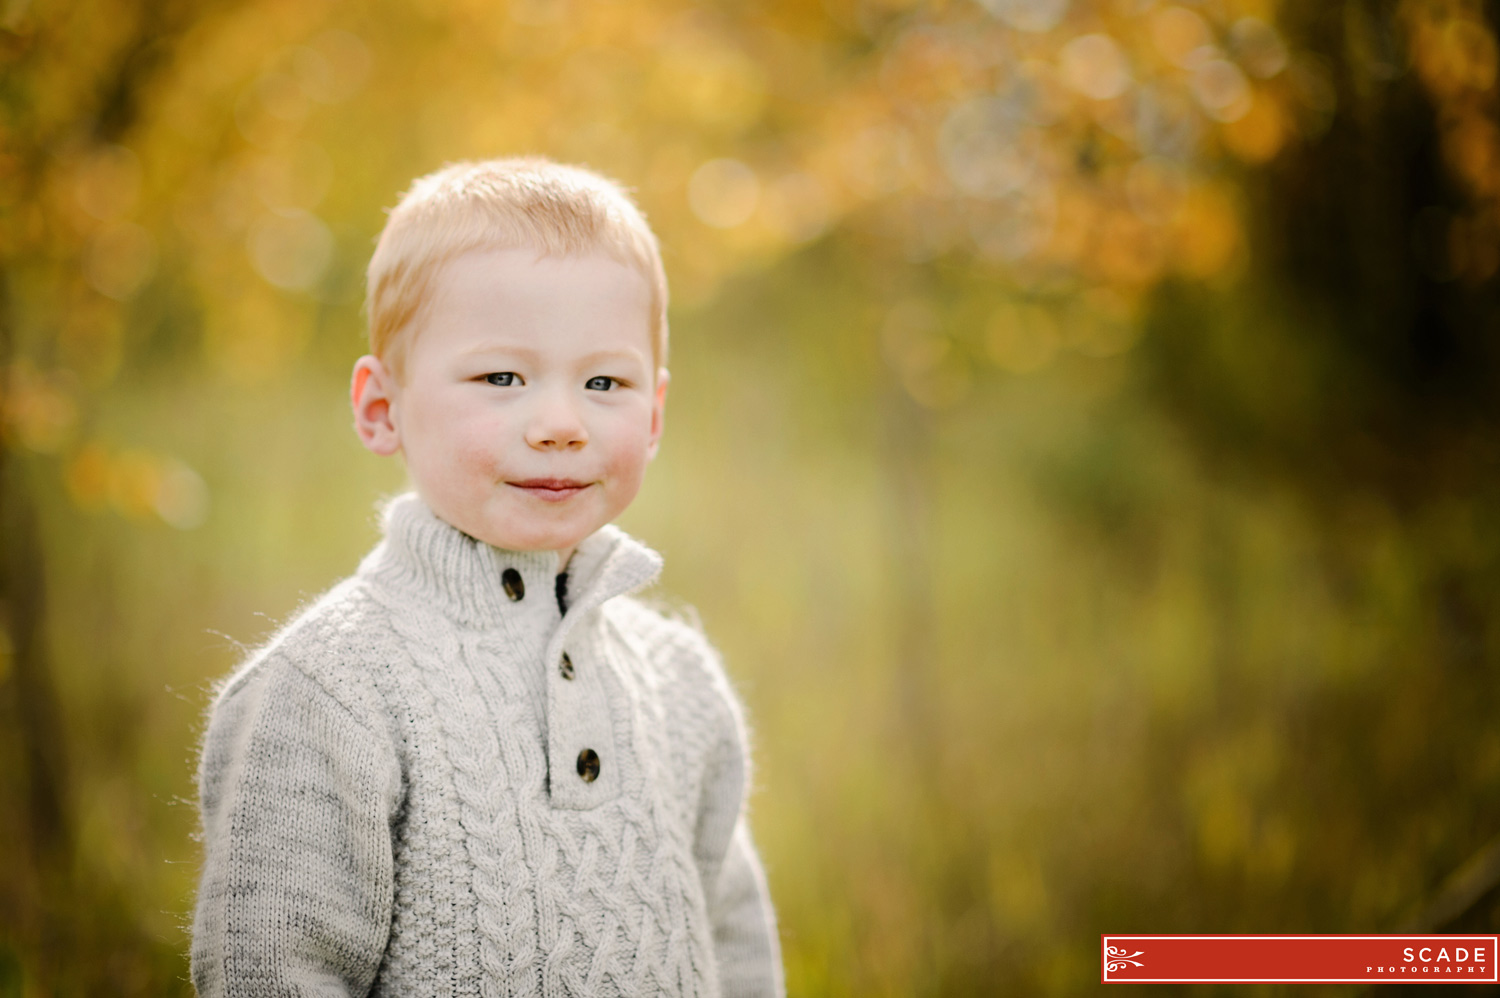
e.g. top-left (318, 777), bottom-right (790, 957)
top-left (692, 679), bottom-right (785, 998)
top-left (191, 655), bottom-right (402, 997)
top-left (710, 819), bottom-right (785, 998)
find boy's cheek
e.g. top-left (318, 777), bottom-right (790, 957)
top-left (450, 440), bottom-right (519, 492)
top-left (602, 446), bottom-right (652, 493)
top-left (598, 418), bottom-right (656, 465)
top-left (611, 399), bottom-right (661, 443)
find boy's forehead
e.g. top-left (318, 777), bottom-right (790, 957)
top-left (431, 248), bottom-right (648, 313)
top-left (413, 248), bottom-right (654, 354)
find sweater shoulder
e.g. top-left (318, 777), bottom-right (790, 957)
top-left (604, 595), bottom-right (719, 675)
top-left (603, 595), bottom-right (748, 731)
top-left (212, 576), bottom-right (403, 733)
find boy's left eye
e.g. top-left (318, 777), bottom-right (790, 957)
top-left (584, 376), bottom-right (616, 391)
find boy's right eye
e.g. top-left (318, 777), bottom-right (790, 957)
top-left (484, 372), bottom-right (521, 387)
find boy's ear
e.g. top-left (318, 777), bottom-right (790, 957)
top-left (646, 367), bottom-right (669, 461)
top-left (351, 355), bottom-right (402, 456)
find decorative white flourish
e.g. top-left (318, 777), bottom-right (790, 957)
top-left (1106, 945), bottom-right (1146, 971)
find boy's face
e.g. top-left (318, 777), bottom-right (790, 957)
top-left (352, 247), bottom-right (666, 565)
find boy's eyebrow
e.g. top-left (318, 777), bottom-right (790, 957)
top-left (459, 343), bottom-right (540, 361)
top-left (575, 348), bottom-right (649, 368)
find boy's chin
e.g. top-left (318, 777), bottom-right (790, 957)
top-left (463, 519), bottom-right (591, 557)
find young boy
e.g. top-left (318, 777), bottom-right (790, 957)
top-left (191, 158), bottom-right (784, 997)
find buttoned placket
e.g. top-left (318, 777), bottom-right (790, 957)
top-left (368, 495), bottom-right (664, 810)
top-left (539, 538), bottom-right (660, 810)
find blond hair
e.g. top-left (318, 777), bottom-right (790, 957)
top-left (366, 157), bottom-right (668, 377)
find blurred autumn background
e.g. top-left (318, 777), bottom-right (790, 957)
top-left (4, 0), bottom-right (1500, 992)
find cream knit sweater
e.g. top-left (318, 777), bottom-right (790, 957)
top-left (191, 494), bottom-right (784, 997)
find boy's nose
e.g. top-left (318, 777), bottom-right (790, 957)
top-left (525, 391), bottom-right (588, 451)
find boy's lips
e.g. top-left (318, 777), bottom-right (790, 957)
top-left (507, 478), bottom-right (592, 502)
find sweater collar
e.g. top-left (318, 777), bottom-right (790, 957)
top-left (359, 492), bottom-right (662, 630)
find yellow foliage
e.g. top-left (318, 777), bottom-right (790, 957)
top-left (1171, 184), bottom-right (1242, 279)
top-left (3, 364), bottom-right (78, 453)
top-left (1222, 90), bottom-right (1286, 162)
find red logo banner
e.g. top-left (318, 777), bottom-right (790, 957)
top-left (1101, 935), bottom-right (1499, 983)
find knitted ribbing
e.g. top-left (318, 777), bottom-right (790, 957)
top-left (192, 494), bottom-right (784, 998)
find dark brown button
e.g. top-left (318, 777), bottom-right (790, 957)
top-left (577, 748), bottom-right (600, 782)
top-left (501, 568), bottom-right (524, 601)
top-left (559, 653), bottom-right (575, 680)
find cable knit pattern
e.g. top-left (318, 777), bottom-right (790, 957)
top-left (191, 494), bottom-right (784, 998)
